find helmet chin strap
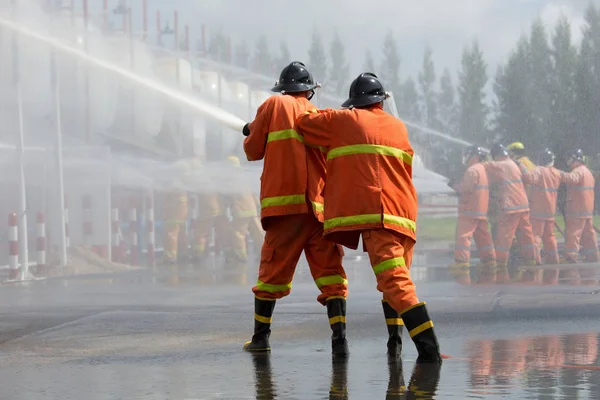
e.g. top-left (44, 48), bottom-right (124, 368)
top-left (307, 90), bottom-right (315, 101)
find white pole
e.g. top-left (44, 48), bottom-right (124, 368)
top-left (13, 44), bottom-right (29, 280)
top-left (106, 147), bottom-right (112, 262)
top-left (51, 50), bottom-right (68, 267)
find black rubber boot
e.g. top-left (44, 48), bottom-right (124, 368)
top-left (382, 300), bottom-right (403, 358)
top-left (406, 362), bottom-right (442, 397)
top-left (326, 298), bottom-right (349, 357)
top-left (251, 354), bottom-right (276, 398)
top-left (243, 297), bottom-right (276, 353)
top-left (401, 302), bottom-right (442, 364)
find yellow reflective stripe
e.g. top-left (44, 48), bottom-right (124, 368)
top-left (315, 275), bottom-right (348, 289)
top-left (254, 313), bottom-right (273, 324)
top-left (267, 129), bottom-right (304, 143)
top-left (383, 214), bottom-right (417, 233)
top-left (401, 302), bottom-right (426, 315)
top-left (306, 143), bottom-right (327, 153)
top-left (255, 280), bottom-right (292, 293)
top-left (373, 257), bottom-right (405, 275)
top-left (326, 296), bottom-right (346, 301)
top-left (324, 213), bottom-right (416, 233)
top-left (312, 201), bottom-right (324, 214)
top-left (261, 194), bottom-right (306, 209)
top-left (327, 144), bottom-right (413, 166)
top-left (408, 321), bottom-right (434, 338)
top-left (386, 318), bottom-right (404, 326)
top-left (329, 316), bottom-right (346, 325)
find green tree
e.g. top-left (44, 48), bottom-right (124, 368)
top-left (575, 3), bottom-right (600, 154)
top-left (400, 77), bottom-right (421, 121)
top-left (307, 28), bottom-right (328, 84)
top-left (252, 35), bottom-right (272, 75)
top-left (380, 30), bottom-right (402, 107)
top-left (437, 68), bottom-right (457, 135)
top-left (363, 50), bottom-right (376, 73)
top-left (329, 31), bottom-right (350, 96)
top-left (233, 40), bottom-right (250, 69)
top-left (493, 36), bottom-right (532, 146)
top-left (207, 32), bottom-right (228, 62)
top-left (418, 46), bottom-right (438, 128)
top-left (550, 16), bottom-right (579, 155)
top-left (526, 19), bottom-right (553, 151)
top-left (457, 41), bottom-right (489, 144)
top-left (275, 41), bottom-right (291, 72)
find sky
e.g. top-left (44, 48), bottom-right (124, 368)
top-left (131, 0), bottom-right (599, 83)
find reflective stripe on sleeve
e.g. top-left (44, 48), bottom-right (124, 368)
top-left (327, 144), bottom-right (413, 166)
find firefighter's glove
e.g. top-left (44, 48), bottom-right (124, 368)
top-left (242, 123), bottom-right (251, 137)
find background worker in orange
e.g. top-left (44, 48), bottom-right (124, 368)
top-left (519, 149), bottom-right (562, 265)
top-left (161, 160), bottom-right (190, 264)
top-left (484, 144), bottom-right (537, 267)
top-left (241, 61), bottom-right (349, 356)
top-left (560, 149), bottom-right (599, 263)
top-left (222, 155), bottom-right (264, 262)
top-left (296, 72), bottom-right (442, 363)
top-left (449, 145), bottom-right (496, 269)
top-left (507, 142), bottom-right (536, 171)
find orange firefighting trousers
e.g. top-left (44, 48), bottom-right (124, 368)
top-left (229, 216), bottom-right (264, 260)
top-left (454, 217), bottom-right (496, 264)
top-left (252, 213), bottom-right (348, 305)
top-left (494, 212), bottom-right (536, 265)
top-left (362, 229), bottom-right (419, 313)
top-left (530, 218), bottom-right (559, 264)
top-left (564, 218), bottom-right (599, 262)
top-left (192, 215), bottom-right (229, 258)
top-left (163, 194), bottom-right (188, 261)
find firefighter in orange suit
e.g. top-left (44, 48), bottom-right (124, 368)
top-left (560, 149), bottom-right (599, 263)
top-left (507, 142), bottom-right (536, 171)
top-left (223, 155), bottom-right (264, 261)
top-left (162, 160), bottom-right (190, 264)
top-left (449, 145), bottom-right (496, 269)
top-left (484, 144), bottom-right (537, 267)
top-left (519, 149), bottom-right (562, 265)
top-left (241, 62), bottom-right (349, 356)
top-left (296, 73), bottom-right (442, 363)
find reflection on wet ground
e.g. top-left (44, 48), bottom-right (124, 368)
top-left (0, 258), bottom-right (599, 398)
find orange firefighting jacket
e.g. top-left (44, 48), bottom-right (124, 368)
top-left (455, 162), bottom-right (489, 219)
top-left (296, 104), bottom-right (417, 250)
top-left (230, 192), bottom-right (258, 218)
top-left (484, 157), bottom-right (530, 215)
top-left (244, 94), bottom-right (325, 228)
top-left (561, 162), bottom-right (596, 219)
top-left (520, 166), bottom-right (561, 220)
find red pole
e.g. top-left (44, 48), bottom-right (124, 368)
top-left (103, 0), bottom-right (108, 30)
top-left (201, 24), bottom-right (206, 54)
top-left (36, 212), bottom-right (46, 276)
top-left (174, 11), bottom-right (179, 51)
top-left (185, 25), bottom-right (190, 53)
top-left (156, 10), bottom-right (161, 46)
top-left (142, 0), bottom-right (148, 42)
top-left (146, 195), bottom-right (155, 266)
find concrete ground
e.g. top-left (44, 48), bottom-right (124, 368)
top-left (1, 257), bottom-right (600, 399)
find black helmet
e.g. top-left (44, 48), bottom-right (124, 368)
top-left (539, 148), bottom-right (555, 166)
top-left (271, 61), bottom-right (317, 93)
top-left (342, 72), bottom-right (388, 108)
top-left (490, 143), bottom-right (508, 159)
top-left (462, 145), bottom-right (487, 164)
top-left (566, 148), bottom-right (584, 163)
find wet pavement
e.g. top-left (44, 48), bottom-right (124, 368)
top-left (1, 257), bottom-right (600, 399)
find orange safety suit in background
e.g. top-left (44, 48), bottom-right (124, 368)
top-left (453, 161), bottom-right (496, 266)
top-left (192, 192), bottom-right (227, 259)
top-left (297, 101), bottom-right (441, 363)
top-left (561, 162), bottom-right (599, 263)
top-left (244, 93), bottom-right (347, 304)
top-left (228, 190), bottom-right (264, 261)
top-left (484, 158), bottom-right (536, 266)
top-left (163, 191), bottom-right (188, 263)
top-left (521, 165), bottom-right (562, 264)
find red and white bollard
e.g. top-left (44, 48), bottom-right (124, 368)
top-left (82, 195), bottom-right (93, 247)
top-left (111, 206), bottom-right (121, 262)
top-left (64, 195), bottom-right (70, 248)
top-left (36, 212), bottom-right (46, 276)
top-left (8, 213), bottom-right (19, 280)
top-left (146, 195), bottom-right (155, 266)
top-left (129, 200), bottom-right (138, 266)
